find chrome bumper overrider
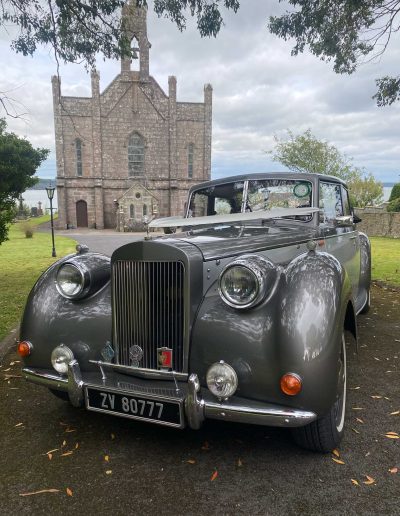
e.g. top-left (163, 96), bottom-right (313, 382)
top-left (22, 361), bottom-right (317, 429)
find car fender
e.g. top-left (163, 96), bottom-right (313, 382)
top-left (20, 253), bottom-right (111, 372)
top-left (190, 250), bottom-right (353, 416)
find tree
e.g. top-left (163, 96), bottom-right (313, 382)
top-left (347, 173), bottom-right (383, 207)
top-left (269, 1), bottom-right (400, 106)
top-left (268, 129), bottom-right (383, 207)
top-left (389, 183), bottom-right (400, 201)
top-left (0, 118), bottom-right (49, 244)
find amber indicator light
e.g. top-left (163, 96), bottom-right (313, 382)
top-left (280, 373), bottom-right (302, 396)
top-left (17, 341), bottom-right (32, 357)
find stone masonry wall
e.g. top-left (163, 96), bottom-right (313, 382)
top-left (355, 207), bottom-right (400, 238)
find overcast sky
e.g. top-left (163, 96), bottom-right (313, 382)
top-left (1, 0), bottom-right (399, 183)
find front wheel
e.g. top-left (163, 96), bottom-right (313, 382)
top-left (292, 333), bottom-right (347, 453)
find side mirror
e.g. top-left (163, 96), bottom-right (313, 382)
top-left (335, 215), bottom-right (354, 227)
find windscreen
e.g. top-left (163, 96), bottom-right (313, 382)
top-left (188, 178), bottom-right (313, 221)
top-left (188, 181), bottom-right (244, 217)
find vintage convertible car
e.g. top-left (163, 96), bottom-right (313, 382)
top-left (18, 173), bottom-right (371, 452)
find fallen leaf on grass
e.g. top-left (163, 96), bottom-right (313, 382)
top-left (75, 443), bottom-right (79, 450)
top-left (187, 459), bottom-right (196, 464)
top-left (45, 448), bottom-right (59, 455)
top-left (356, 418), bottom-right (364, 424)
top-left (210, 470), bottom-right (218, 481)
top-left (350, 386), bottom-right (360, 390)
top-left (61, 451), bottom-right (73, 457)
top-left (62, 440), bottom-right (67, 447)
top-left (106, 470), bottom-right (112, 475)
top-left (332, 458), bottom-right (345, 465)
top-left (371, 395), bottom-right (382, 399)
top-left (390, 411), bottom-right (400, 416)
top-left (65, 428), bottom-right (76, 433)
top-left (352, 407), bottom-right (364, 411)
top-left (201, 441), bottom-right (210, 451)
top-left (237, 458), bottom-right (243, 467)
top-left (363, 475), bottom-right (376, 485)
top-left (20, 489), bottom-right (60, 497)
top-left (111, 433), bottom-right (115, 440)
top-left (351, 479), bottom-right (359, 486)
top-left (373, 357), bottom-right (380, 361)
top-left (48, 454), bottom-right (53, 461)
top-left (332, 449), bottom-right (340, 458)
top-left (15, 423), bottom-right (23, 427)
top-left (384, 432), bottom-right (399, 439)
top-left (389, 467), bottom-right (398, 474)
top-left (352, 428), bottom-right (360, 434)
top-left (104, 455), bottom-right (110, 462)
top-left (66, 488), bottom-right (73, 497)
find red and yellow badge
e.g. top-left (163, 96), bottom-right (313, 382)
top-left (157, 347), bottom-right (173, 369)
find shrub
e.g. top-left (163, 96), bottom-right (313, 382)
top-left (387, 197), bottom-right (400, 212)
top-left (19, 221), bottom-right (35, 238)
top-left (389, 183), bottom-right (400, 202)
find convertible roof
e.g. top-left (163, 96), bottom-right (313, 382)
top-left (188, 172), bottom-right (347, 195)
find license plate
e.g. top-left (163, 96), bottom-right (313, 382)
top-left (85, 387), bottom-right (183, 428)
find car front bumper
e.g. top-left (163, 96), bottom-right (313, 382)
top-left (22, 360), bottom-right (317, 429)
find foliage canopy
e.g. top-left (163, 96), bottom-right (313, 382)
top-left (268, 129), bottom-right (383, 207)
top-left (0, 1), bottom-right (398, 107)
top-left (0, 118), bottom-right (49, 244)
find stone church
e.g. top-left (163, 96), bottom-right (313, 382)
top-left (52, 2), bottom-right (212, 230)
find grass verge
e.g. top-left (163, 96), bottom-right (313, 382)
top-left (0, 218), bottom-right (76, 340)
top-left (370, 237), bottom-right (400, 286)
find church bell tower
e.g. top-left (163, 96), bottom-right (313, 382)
top-left (121, 1), bottom-right (151, 80)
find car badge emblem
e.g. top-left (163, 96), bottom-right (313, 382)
top-left (101, 342), bottom-right (115, 363)
top-left (129, 345), bottom-right (143, 367)
top-left (157, 347), bottom-right (173, 370)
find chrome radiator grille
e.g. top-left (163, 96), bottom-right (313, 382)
top-left (112, 260), bottom-right (185, 372)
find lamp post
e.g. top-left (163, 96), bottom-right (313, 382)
top-left (45, 183), bottom-right (56, 257)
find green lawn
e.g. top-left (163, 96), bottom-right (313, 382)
top-left (370, 237), bottom-right (400, 286)
top-left (0, 217), bottom-right (76, 340)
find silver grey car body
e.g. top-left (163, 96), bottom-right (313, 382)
top-left (20, 173), bottom-right (371, 452)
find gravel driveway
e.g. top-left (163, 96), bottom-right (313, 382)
top-left (0, 286), bottom-right (399, 515)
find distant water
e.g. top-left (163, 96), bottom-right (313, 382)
top-left (383, 186), bottom-right (392, 201)
top-left (22, 189), bottom-right (58, 211)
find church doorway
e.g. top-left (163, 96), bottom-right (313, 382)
top-left (76, 200), bottom-right (88, 227)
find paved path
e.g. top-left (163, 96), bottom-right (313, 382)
top-left (56, 229), bottom-right (148, 256)
top-left (0, 286), bottom-right (399, 515)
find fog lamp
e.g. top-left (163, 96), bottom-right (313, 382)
top-left (51, 344), bottom-right (74, 375)
top-left (17, 340), bottom-right (33, 357)
top-left (280, 373), bottom-right (302, 396)
top-left (206, 361), bottom-right (238, 400)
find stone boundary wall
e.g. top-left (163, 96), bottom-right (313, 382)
top-left (355, 207), bottom-right (400, 238)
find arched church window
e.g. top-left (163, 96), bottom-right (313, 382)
top-left (130, 204), bottom-right (134, 218)
top-left (75, 139), bottom-right (83, 176)
top-left (128, 132), bottom-right (144, 177)
top-left (143, 204), bottom-right (148, 216)
top-left (188, 143), bottom-right (194, 179)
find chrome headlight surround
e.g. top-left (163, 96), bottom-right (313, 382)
top-left (219, 255), bottom-right (276, 310)
top-left (55, 262), bottom-right (90, 300)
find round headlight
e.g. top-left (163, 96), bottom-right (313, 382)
top-left (51, 344), bottom-right (74, 375)
top-left (206, 361), bottom-right (238, 400)
top-left (56, 263), bottom-right (85, 299)
top-left (219, 255), bottom-right (277, 309)
top-left (219, 265), bottom-right (258, 307)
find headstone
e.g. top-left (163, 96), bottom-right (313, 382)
top-left (31, 207), bottom-right (38, 217)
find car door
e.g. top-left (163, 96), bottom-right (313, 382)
top-left (319, 181), bottom-right (361, 303)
